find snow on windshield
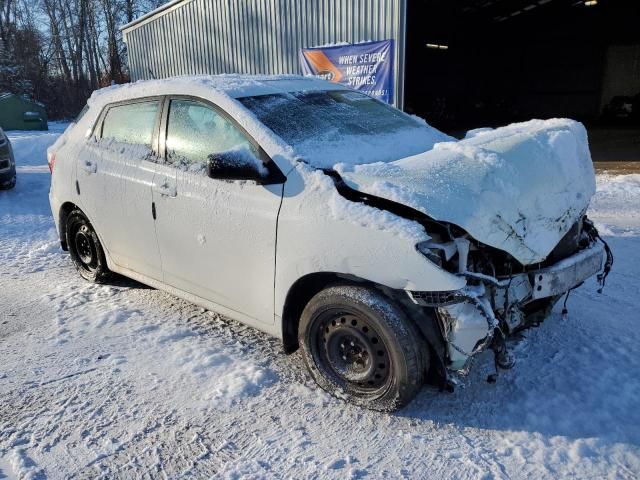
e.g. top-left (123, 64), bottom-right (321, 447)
top-left (239, 90), bottom-right (453, 169)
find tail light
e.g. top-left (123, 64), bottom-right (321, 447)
top-left (47, 151), bottom-right (56, 173)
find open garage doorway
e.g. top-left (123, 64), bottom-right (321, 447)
top-left (403, 0), bottom-right (640, 165)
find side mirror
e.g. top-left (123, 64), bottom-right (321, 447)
top-left (206, 147), bottom-right (268, 183)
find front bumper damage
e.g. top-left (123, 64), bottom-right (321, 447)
top-left (408, 240), bottom-right (610, 373)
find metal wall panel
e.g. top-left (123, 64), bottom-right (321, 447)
top-left (123, 0), bottom-right (407, 107)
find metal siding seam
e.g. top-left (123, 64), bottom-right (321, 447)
top-left (264, 0), bottom-right (273, 74)
top-left (226, 0), bottom-right (237, 72)
top-left (252, 0), bottom-right (262, 74)
top-left (199, 0), bottom-right (209, 74)
top-left (144, 20), bottom-right (153, 78)
top-left (174, 7), bottom-right (183, 75)
top-left (200, 0), bottom-right (212, 73)
top-left (242, 0), bottom-right (253, 73)
top-left (161, 16), bottom-right (172, 77)
top-left (193, 0), bottom-right (204, 74)
top-left (255, 0), bottom-right (263, 73)
top-left (166, 9), bottom-right (179, 77)
top-left (261, 0), bottom-right (270, 74)
top-left (225, 0), bottom-right (236, 73)
top-left (142, 24), bottom-right (152, 78)
top-left (281, 0), bottom-right (289, 72)
top-left (275, 0), bottom-right (284, 74)
top-left (127, 31), bottom-right (136, 80)
top-left (244, 0), bottom-right (251, 73)
top-left (234, 1), bottom-right (246, 73)
top-left (126, 31), bottom-right (135, 80)
top-left (183, 3), bottom-right (194, 74)
top-left (159, 17), bottom-right (168, 77)
top-left (208, 0), bottom-right (219, 73)
top-left (143, 25), bottom-right (152, 78)
top-left (293, 0), bottom-right (301, 71)
top-left (247, 0), bottom-right (257, 74)
top-left (287, 0), bottom-right (292, 72)
top-left (201, 0), bottom-right (212, 74)
top-left (214, 0), bottom-right (227, 73)
top-left (230, 0), bottom-right (240, 73)
top-left (259, 0), bottom-right (266, 74)
top-left (173, 8), bottom-right (182, 76)
top-left (185, 4), bottom-right (195, 74)
top-left (151, 18), bottom-right (160, 77)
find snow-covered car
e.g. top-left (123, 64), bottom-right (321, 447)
top-left (47, 75), bottom-right (612, 411)
top-left (0, 127), bottom-right (16, 189)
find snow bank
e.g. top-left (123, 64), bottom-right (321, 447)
top-left (590, 174), bottom-right (640, 233)
top-left (339, 119), bottom-right (596, 264)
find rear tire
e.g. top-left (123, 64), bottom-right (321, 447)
top-left (65, 210), bottom-right (110, 283)
top-left (299, 285), bottom-right (427, 411)
top-left (0, 174), bottom-right (15, 190)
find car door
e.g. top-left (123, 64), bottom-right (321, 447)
top-left (82, 98), bottom-right (164, 280)
top-left (152, 97), bottom-right (284, 325)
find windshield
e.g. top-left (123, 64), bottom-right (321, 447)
top-left (239, 90), bottom-right (451, 169)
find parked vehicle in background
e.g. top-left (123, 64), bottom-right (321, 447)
top-left (47, 75), bottom-right (612, 411)
top-left (0, 127), bottom-right (16, 189)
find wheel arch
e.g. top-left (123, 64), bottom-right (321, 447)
top-left (281, 272), bottom-right (376, 354)
top-left (280, 272), bottom-right (442, 354)
top-left (58, 201), bottom-right (81, 251)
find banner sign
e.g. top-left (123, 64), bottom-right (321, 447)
top-left (300, 39), bottom-right (395, 105)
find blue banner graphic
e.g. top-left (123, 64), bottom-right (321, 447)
top-left (300, 40), bottom-right (395, 105)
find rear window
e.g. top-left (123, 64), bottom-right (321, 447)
top-left (101, 101), bottom-right (159, 147)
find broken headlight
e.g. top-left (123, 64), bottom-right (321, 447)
top-left (415, 241), bottom-right (444, 267)
top-left (416, 240), bottom-right (460, 270)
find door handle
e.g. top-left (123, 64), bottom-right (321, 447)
top-left (81, 159), bottom-right (97, 174)
top-left (153, 180), bottom-right (177, 198)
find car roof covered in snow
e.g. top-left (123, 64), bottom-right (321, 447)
top-left (87, 74), bottom-right (347, 108)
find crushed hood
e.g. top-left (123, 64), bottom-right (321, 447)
top-left (337, 119), bottom-right (596, 265)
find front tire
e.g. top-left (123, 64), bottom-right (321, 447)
top-left (299, 285), bottom-right (427, 411)
top-left (65, 210), bottom-right (110, 283)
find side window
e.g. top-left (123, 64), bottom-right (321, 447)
top-left (101, 101), bottom-right (159, 147)
top-left (165, 99), bottom-right (258, 171)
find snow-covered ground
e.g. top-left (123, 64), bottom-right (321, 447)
top-left (0, 125), bottom-right (639, 479)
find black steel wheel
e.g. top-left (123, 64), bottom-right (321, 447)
top-left (65, 209), bottom-right (110, 283)
top-left (299, 285), bottom-right (428, 411)
top-left (317, 312), bottom-right (391, 392)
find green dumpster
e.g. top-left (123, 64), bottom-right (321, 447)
top-left (0, 93), bottom-right (48, 131)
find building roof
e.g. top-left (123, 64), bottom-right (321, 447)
top-left (121, 0), bottom-right (193, 33)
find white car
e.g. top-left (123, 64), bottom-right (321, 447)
top-left (48, 75), bottom-right (612, 411)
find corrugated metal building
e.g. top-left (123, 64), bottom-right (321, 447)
top-left (122, 1), bottom-right (639, 133)
top-left (121, 0), bottom-right (407, 107)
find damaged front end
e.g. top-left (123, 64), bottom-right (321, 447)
top-left (324, 168), bottom-right (613, 380)
top-left (409, 217), bottom-right (613, 375)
